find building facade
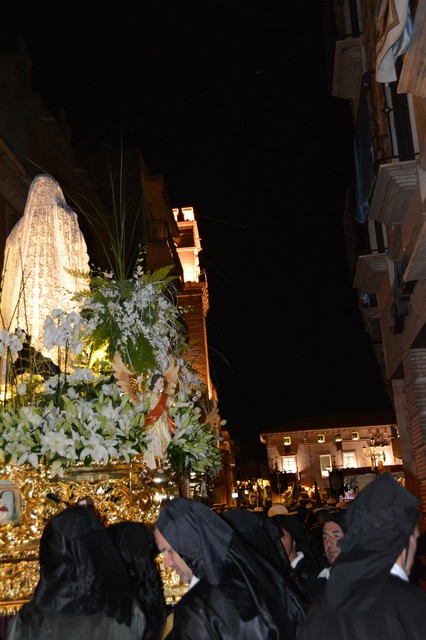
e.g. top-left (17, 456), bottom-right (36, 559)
top-left (261, 411), bottom-right (403, 499)
top-left (326, 0), bottom-right (426, 521)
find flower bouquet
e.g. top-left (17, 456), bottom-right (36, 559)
top-left (0, 260), bottom-right (223, 480)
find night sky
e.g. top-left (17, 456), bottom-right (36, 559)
top-left (2, 2), bottom-right (393, 462)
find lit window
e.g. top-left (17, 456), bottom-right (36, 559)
top-left (335, 433), bottom-right (342, 442)
top-left (282, 456), bottom-right (297, 473)
top-left (343, 451), bottom-right (357, 468)
top-left (320, 454), bottom-right (332, 477)
top-left (283, 436), bottom-right (292, 446)
top-left (318, 434), bottom-right (325, 443)
top-left (351, 432), bottom-right (359, 441)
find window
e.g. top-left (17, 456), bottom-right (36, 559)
top-left (317, 434), bottom-right (325, 443)
top-left (351, 432), bottom-right (359, 441)
top-left (282, 456), bottom-right (297, 473)
top-left (343, 451), bottom-right (357, 468)
top-left (320, 454), bottom-right (332, 477)
top-left (335, 433), bottom-right (342, 442)
top-left (283, 436), bottom-right (292, 446)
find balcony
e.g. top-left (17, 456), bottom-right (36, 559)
top-left (332, 38), bottom-right (363, 101)
top-left (368, 161), bottom-right (417, 225)
top-left (353, 253), bottom-right (388, 294)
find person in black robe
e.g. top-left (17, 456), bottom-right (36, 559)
top-left (298, 472), bottom-right (426, 640)
top-left (271, 513), bottom-right (325, 601)
top-left (6, 506), bottom-right (146, 640)
top-left (108, 521), bottom-right (169, 640)
top-left (154, 498), bottom-right (307, 639)
top-left (221, 508), bottom-right (312, 607)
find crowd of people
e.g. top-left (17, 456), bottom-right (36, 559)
top-left (3, 472), bottom-right (426, 639)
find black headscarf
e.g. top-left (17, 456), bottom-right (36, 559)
top-left (324, 472), bottom-right (420, 611)
top-left (155, 497), bottom-right (233, 584)
top-left (221, 509), bottom-right (295, 572)
top-left (221, 508), bottom-right (290, 565)
top-left (32, 506), bottom-right (135, 626)
top-left (322, 509), bottom-right (348, 532)
top-left (108, 521), bottom-right (168, 639)
top-left (272, 513), bottom-right (325, 571)
top-left (221, 508), bottom-right (312, 604)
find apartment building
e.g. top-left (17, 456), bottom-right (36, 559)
top-left (327, 0), bottom-right (426, 519)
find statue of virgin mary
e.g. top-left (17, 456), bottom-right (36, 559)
top-left (0, 174), bottom-right (90, 364)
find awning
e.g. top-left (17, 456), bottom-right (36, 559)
top-left (353, 75), bottom-right (375, 223)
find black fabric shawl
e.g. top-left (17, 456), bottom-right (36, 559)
top-left (271, 514), bottom-right (326, 601)
top-left (156, 498), bottom-right (307, 639)
top-left (324, 472), bottom-right (420, 612)
top-left (271, 513), bottom-right (325, 571)
top-left (221, 508), bottom-right (290, 567)
top-left (108, 521), bottom-right (168, 640)
top-left (221, 508), bottom-right (312, 605)
top-left (32, 506), bottom-right (135, 626)
top-left (156, 497), bottom-right (233, 584)
top-left (299, 574), bottom-right (426, 640)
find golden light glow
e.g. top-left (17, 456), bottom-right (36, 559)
top-left (0, 459), bottom-right (184, 614)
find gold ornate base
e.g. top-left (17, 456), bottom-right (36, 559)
top-left (0, 460), bottom-right (187, 614)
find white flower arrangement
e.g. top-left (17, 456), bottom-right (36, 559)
top-left (0, 263), bottom-right (223, 478)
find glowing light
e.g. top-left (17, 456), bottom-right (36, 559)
top-left (0, 175), bottom-right (90, 362)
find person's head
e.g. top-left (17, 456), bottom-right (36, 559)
top-left (33, 506), bottom-right (134, 626)
top-left (270, 514), bottom-right (298, 562)
top-left (150, 374), bottom-right (163, 393)
top-left (154, 527), bottom-right (193, 583)
top-left (108, 521), bottom-right (168, 639)
top-left (154, 497), bottom-right (233, 585)
top-left (221, 508), bottom-right (292, 572)
top-left (322, 518), bottom-right (345, 566)
top-left (272, 513), bottom-right (325, 571)
top-left (280, 527), bottom-right (297, 562)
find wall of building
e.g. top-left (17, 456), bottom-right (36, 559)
top-left (263, 421), bottom-right (402, 492)
top-left (328, 0), bottom-right (426, 524)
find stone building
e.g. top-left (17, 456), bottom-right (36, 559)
top-left (261, 411), bottom-right (403, 498)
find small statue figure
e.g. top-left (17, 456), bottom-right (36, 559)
top-left (112, 353), bottom-right (180, 469)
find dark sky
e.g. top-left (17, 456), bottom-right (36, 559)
top-left (3, 2), bottom-right (392, 462)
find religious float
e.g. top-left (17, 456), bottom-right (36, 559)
top-left (0, 175), bottom-right (223, 613)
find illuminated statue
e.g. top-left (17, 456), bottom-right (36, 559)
top-left (0, 174), bottom-right (90, 360)
top-left (143, 373), bottom-right (176, 469)
top-left (112, 353), bottom-right (181, 469)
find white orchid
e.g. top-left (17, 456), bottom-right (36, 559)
top-left (0, 329), bottom-right (25, 362)
top-left (80, 432), bottom-right (119, 465)
top-left (40, 429), bottom-right (76, 458)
